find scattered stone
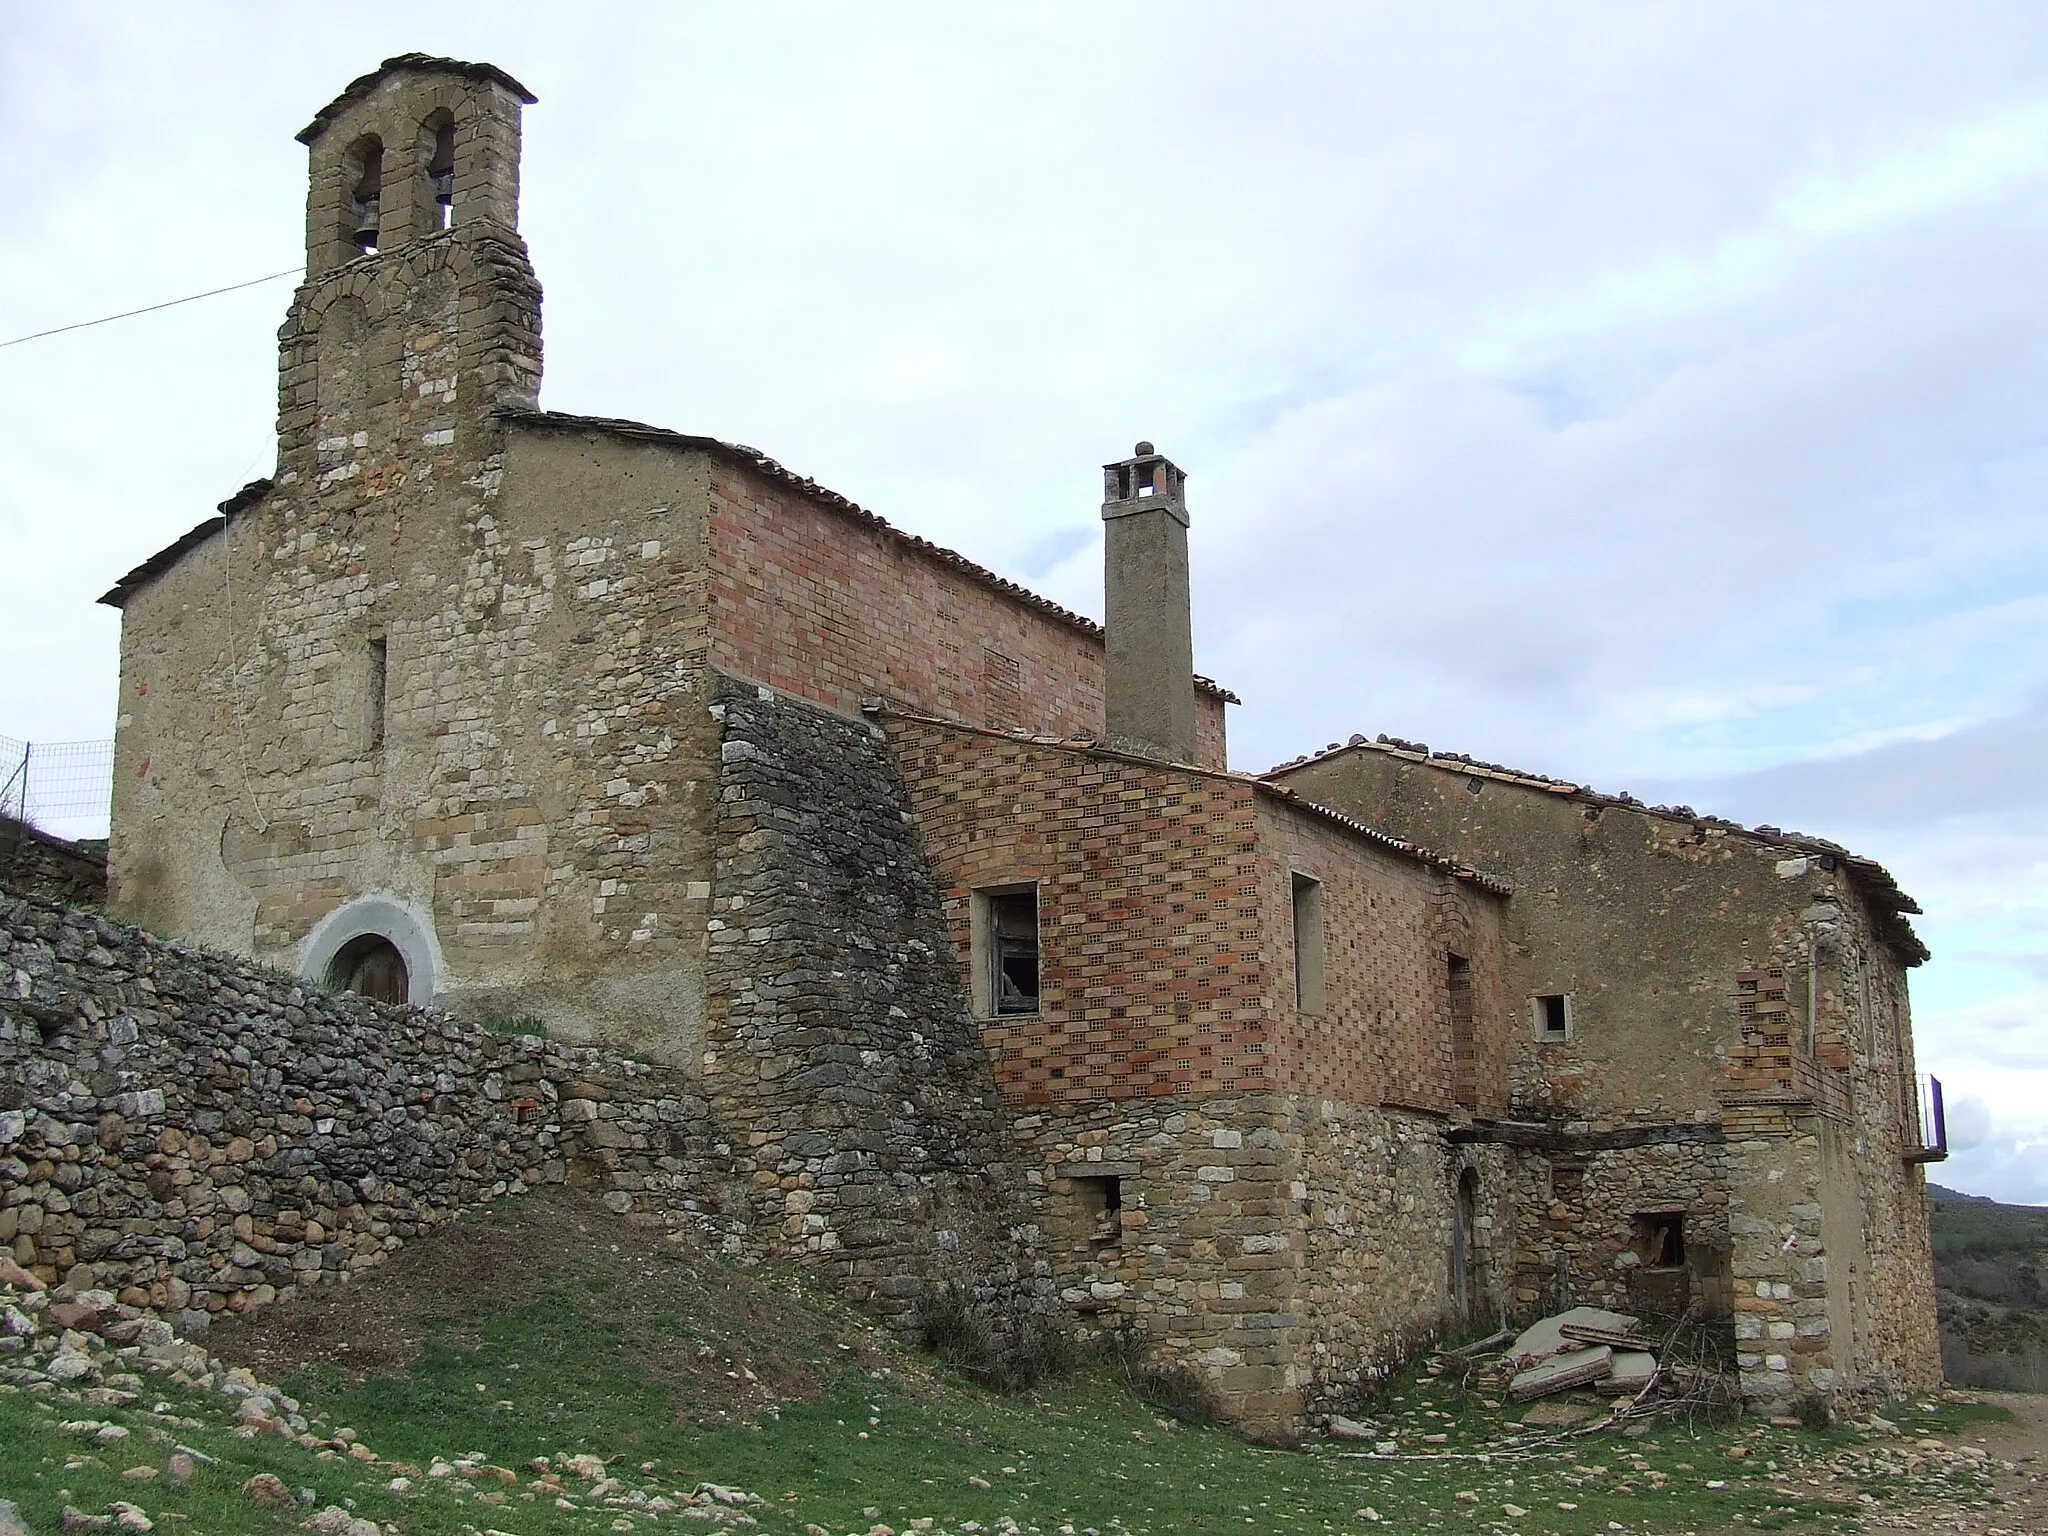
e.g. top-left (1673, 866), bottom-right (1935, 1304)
top-left (242, 1474), bottom-right (296, 1509)
top-left (1326, 1415), bottom-right (1374, 1440)
top-left (0, 1499), bottom-right (27, 1536)
top-left (1520, 1399), bottom-right (1598, 1426)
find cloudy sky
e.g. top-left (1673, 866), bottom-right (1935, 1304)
top-left (4, 5), bottom-right (2045, 1198)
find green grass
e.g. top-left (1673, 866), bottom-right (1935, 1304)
top-left (0, 1194), bottom-right (2008, 1535)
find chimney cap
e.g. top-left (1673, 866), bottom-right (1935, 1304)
top-left (1134, 440), bottom-right (1155, 456)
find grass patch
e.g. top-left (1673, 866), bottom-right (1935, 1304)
top-left (2, 1191), bottom-right (2004, 1534)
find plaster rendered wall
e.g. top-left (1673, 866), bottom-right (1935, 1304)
top-left (706, 459), bottom-right (1230, 769)
top-left (1275, 745), bottom-right (1941, 1404)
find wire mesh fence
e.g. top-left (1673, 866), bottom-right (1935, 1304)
top-left (0, 733), bottom-right (115, 843)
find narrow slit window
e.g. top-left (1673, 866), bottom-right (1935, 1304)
top-left (1448, 952), bottom-right (1476, 1108)
top-left (367, 634), bottom-right (389, 751)
top-left (1291, 872), bottom-right (1325, 1015)
top-left (1534, 993), bottom-right (1570, 1040)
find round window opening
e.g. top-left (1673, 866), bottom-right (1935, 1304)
top-left (326, 933), bottom-right (410, 1004)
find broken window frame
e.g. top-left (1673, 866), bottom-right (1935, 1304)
top-left (1533, 992), bottom-right (1572, 1041)
top-left (971, 882), bottom-right (1041, 1018)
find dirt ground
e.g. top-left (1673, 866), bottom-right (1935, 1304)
top-left (201, 1186), bottom-right (857, 1424)
top-left (1863, 1391), bottom-right (2048, 1534)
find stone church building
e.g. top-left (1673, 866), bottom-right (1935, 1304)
top-left (97, 56), bottom-right (1943, 1431)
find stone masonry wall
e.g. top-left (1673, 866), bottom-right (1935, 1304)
top-left (698, 678), bottom-right (1051, 1336)
top-left (1490, 1132), bottom-right (1733, 1321)
top-left (1007, 1091), bottom-right (1506, 1430)
top-left (0, 885), bottom-right (748, 1320)
top-left (0, 821), bottom-right (106, 911)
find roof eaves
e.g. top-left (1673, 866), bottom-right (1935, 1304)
top-left (1264, 734), bottom-right (1928, 965)
top-left (866, 700), bottom-right (1507, 895)
top-left (98, 478), bottom-right (272, 609)
top-left (497, 406), bottom-right (1240, 704)
top-left (298, 54), bottom-right (538, 145)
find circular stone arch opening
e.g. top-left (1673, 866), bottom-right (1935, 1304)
top-left (298, 894), bottom-right (441, 1008)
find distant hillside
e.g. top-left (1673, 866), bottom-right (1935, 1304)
top-left (1930, 1184), bottom-right (2048, 1391)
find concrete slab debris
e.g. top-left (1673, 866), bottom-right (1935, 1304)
top-left (1510, 1344), bottom-right (1613, 1400)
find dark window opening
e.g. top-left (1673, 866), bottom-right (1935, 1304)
top-left (1536, 993), bottom-right (1569, 1038)
top-left (326, 933), bottom-right (408, 1004)
top-left (347, 137), bottom-right (384, 253)
top-left (1633, 1211), bottom-right (1685, 1270)
top-left (368, 634), bottom-right (388, 750)
top-left (424, 112), bottom-right (456, 229)
top-left (990, 889), bottom-right (1039, 1015)
top-left (1075, 1174), bottom-right (1122, 1243)
top-left (1448, 952), bottom-right (1477, 1108)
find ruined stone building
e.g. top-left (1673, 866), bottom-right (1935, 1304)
top-left (89, 56), bottom-right (1944, 1431)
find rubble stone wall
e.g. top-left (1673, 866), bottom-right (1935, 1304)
top-left (697, 678), bottom-right (1049, 1334)
top-left (1491, 1131), bottom-right (1732, 1321)
top-left (0, 821), bottom-right (106, 910)
top-left (0, 885), bottom-right (741, 1324)
top-left (1006, 1090), bottom-right (1502, 1431)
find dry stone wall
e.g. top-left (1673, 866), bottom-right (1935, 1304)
top-left (0, 886), bottom-right (748, 1325)
top-left (699, 677), bottom-right (1052, 1336)
top-left (0, 821), bottom-right (105, 911)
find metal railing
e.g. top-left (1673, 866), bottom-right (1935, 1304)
top-left (0, 733), bottom-right (114, 844)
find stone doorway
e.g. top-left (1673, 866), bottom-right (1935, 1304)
top-left (1452, 1168), bottom-right (1480, 1325)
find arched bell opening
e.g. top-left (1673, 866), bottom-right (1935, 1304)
top-left (420, 110), bottom-right (456, 230)
top-left (326, 932), bottom-right (409, 1004)
top-left (344, 134), bottom-right (384, 253)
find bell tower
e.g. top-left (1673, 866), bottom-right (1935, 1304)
top-left (275, 55), bottom-right (542, 486)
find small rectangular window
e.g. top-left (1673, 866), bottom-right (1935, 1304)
top-left (1534, 993), bottom-right (1571, 1040)
top-left (1291, 872), bottom-right (1325, 1015)
top-left (972, 885), bottom-right (1040, 1017)
top-left (1074, 1174), bottom-right (1123, 1244)
top-left (1632, 1211), bottom-right (1685, 1270)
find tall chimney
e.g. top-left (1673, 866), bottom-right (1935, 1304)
top-left (1102, 440), bottom-right (1195, 763)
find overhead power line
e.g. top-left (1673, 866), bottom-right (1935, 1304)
top-left (1, 266), bottom-right (305, 349)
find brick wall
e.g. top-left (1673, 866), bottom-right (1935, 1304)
top-left (1252, 800), bottom-right (1508, 1118)
top-left (708, 459), bottom-right (1229, 768)
top-left (884, 714), bottom-right (1267, 1104)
